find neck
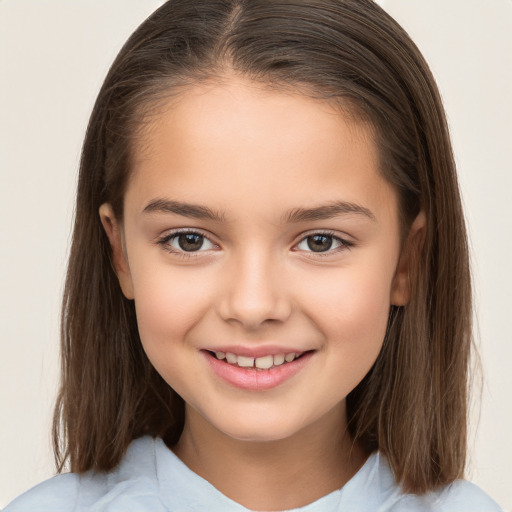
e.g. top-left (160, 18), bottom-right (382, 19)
top-left (171, 403), bottom-right (367, 511)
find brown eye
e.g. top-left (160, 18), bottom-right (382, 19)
top-left (162, 231), bottom-right (216, 253)
top-left (295, 233), bottom-right (350, 255)
top-left (306, 234), bottom-right (333, 252)
top-left (177, 233), bottom-right (204, 251)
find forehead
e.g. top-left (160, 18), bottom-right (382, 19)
top-left (127, 77), bottom-right (397, 221)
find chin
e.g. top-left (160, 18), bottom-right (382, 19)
top-left (213, 414), bottom-right (304, 443)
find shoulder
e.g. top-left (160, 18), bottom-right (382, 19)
top-left (3, 473), bottom-right (81, 512)
top-left (340, 452), bottom-right (503, 512)
top-left (4, 436), bottom-right (168, 512)
top-left (387, 474), bottom-right (503, 512)
top-left (425, 479), bottom-right (503, 512)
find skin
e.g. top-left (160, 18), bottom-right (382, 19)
top-left (100, 76), bottom-right (425, 511)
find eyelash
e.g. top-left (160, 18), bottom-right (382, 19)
top-left (156, 229), bottom-right (217, 259)
top-left (156, 229), bottom-right (354, 259)
top-left (294, 230), bottom-right (354, 257)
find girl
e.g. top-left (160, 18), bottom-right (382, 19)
top-left (5, 0), bottom-right (503, 510)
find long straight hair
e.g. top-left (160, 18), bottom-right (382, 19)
top-left (54, 0), bottom-right (472, 494)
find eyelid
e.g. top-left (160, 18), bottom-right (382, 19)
top-left (154, 228), bottom-right (354, 258)
top-left (292, 229), bottom-right (354, 255)
top-left (156, 228), bottom-right (219, 257)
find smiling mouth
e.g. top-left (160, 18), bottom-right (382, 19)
top-left (203, 349), bottom-right (315, 390)
top-left (206, 350), bottom-right (311, 371)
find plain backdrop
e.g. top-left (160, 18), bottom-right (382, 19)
top-left (0, 1), bottom-right (511, 510)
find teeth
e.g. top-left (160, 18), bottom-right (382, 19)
top-left (237, 355), bottom-right (255, 367)
top-left (285, 352), bottom-right (296, 362)
top-left (273, 354), bottom-right (285, 366)
top-left (255, 355), bottom-right (273, 369)
top-left (216, 351), bottom-right (302, 369)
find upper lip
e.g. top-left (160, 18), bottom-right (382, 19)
top-left (202, 345), bottom-right (313, 358)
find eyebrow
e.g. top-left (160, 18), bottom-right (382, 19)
top-left (282, 201), bottom-right (376, 223)
top-left (142, 198), bottom-right (376, 223)
top-left (143, 198), bottom-right (226, 222)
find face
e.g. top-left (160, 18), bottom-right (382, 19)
top-left (101, 76), bottom-right (417, 444)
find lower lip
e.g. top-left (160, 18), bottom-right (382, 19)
top-left (202, 350), bottom-right (314, 391)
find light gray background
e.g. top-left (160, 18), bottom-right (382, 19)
top-left (0, 1), bottom-right (511, 509)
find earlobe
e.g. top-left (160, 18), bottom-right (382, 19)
top-left (390, 211), bottom-right (427, 306)
top-left (99, 203), bottom-right (134, 300)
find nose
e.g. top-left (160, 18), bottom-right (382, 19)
top-left (217, 249), bottom-right (292, 330)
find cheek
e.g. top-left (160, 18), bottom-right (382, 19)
top-left (338, 277), bottom-right (390, 340)
top-left (130, 263), bottom-right (211, 361)
top-left (307, 263), bottom-right (393, 359)
top-left (131, 267), bottom-right (217, 400)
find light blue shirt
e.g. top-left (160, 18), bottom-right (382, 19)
top-left (4, 436), bottom-right (503, 511)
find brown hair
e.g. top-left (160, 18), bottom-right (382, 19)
top-left (54, 0), bottom-right (472, 494)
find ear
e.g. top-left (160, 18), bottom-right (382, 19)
top-left (390, 211), bottom-right (427, 306)
top-left (99, 203), bottom-right (134, 300)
